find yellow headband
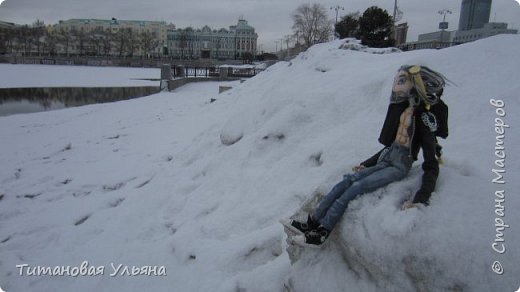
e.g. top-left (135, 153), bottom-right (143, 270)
top-left (407, 65), bottom-right (430, 110)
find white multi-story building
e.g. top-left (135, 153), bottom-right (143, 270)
top-left (4, 17), bottom-right (259, 60)
top-left (0, 20), bottom-right (17, 30)
top-left (52, 18), bottom-right (175, 57)
top-left (0, 20), bottom-right (18, 54)
top-left (401, 0), bottom-right (517, 51)
top-left (453, 22), bottom-right (517, 44)
top-left (168, 18), bottom-right (258, 60)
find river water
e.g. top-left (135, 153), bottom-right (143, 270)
top-left (0, 86), bottom-right (160, 117)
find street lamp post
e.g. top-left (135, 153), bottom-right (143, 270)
top-left (393, 0), bottom-right (398, 26)
top-left (391, 0), bottom-right (404, 43)
top-left (279, 38), bottom-right (284, 58)
top-left (330, 5), bottom-right (345, 24)
top-left (284, 35), bottom-right (292, 59)
top-left (330, 5), bottom-right (344, 39)
top-left (438, 9), bottom-right (452, 47)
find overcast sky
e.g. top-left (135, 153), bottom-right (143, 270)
top-left (0, 0), bottom-right (519, 51)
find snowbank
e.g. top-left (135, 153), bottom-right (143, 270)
top-left (221, 36), bottom-right (520, 291)
top-left (1, 35), bottom-right (519, 291)
top-left (338, 38), bottom-right (402, 54)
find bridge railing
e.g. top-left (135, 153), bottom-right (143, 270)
top-left (172, 66), bottom-right (263, 79)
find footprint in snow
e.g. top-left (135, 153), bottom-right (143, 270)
top-left (262, 133), bottom-right (286, 141)
top-left (135, 177), bottom-right (153, 189)
top-left (309, 152), bottom-right (323, 167)
top-left (108, 198), bottom-right (125, 208)
top-left (58, 178), bottom-right (72, 185)
top-left (74, 214), bottom-right (90, 226)
top-left (106, 134), bottom-right (121, 140)
top-left (72, 190), bottom-right (92, 198)
top-left (17, 193), bottom-right (42, 199)
top-left (102, 177), bottom-right (137, 192)
top-left (1, 235), bottom-right (11, 243)
top-left (195, 204), bottom-right (219, 219)
top-left (102, 182), bottom-right (125, 192)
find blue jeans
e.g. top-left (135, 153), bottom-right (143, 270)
top-left (312, 143), bottom-right (412, 231)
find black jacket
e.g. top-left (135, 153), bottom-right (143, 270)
top-left (360, 101), bottom-right (447, 204)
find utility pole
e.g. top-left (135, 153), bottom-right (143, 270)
top-left (284, 35), bottom-right (292, 59)
top-left (276, 38), bottom-right (283, 59)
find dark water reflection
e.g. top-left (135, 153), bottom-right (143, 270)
top-left (0, 86), bottom-right (159, 117)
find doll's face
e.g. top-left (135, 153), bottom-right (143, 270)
top-left (392, 70), bottom-right (413, 98)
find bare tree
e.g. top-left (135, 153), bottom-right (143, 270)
top-left (88, 29), bottom-right (103, 56)
top-left (177, 27), bottom-right (194, 59)
top-left (71, 28), bottom-right (89, 56)
top-left (292, 3), bottom-right (332, 49)
top-left (88, 27), bottom-right (112, 56)
top-left (139, 30), bottom-right (159, 58)
top-left (32, 19), bottom-right (46, 56)
top-left (178, 29), bottom-right (188, 59)
top-left (184, 27), bottom-right (195, 59)
top-left (43, 30), bottom-right (58, 56)
top-left (0, 26), bottom-right (16, 54)
top-left (111, 27), bottom-right (139, 57)
top-left (101, 29), bottom-right (113, 56)
top-left (56, 28), bottom-right (73, 56)
top-left (215, 36), bottom-right (225, 60)
top-left (114, 28), bottom-right (131, 57)
top-left (125, 29), bottom-right (138, 57)
top-left (15, 25), bottom-right (32, 55)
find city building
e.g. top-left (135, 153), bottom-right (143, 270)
top-left (401, 0), bottom-right (516, 51)
top-left (53, 18), bottom-right (175, 57)
top-left (400, 30), bottom-right (455, 50)
top-left (394, 23), bottom-right (409, 46)
top-left (453, 22), bottom-right (517, 44)
top-left (419, 30), bottom-right (454, 43)
top-left (453, 0), bottom-right (516, 44)
top-left (0, 20), bottom-right (18, 30)
top-left (0, 20), bottom-right (20, 54)
top-left (458, 0), bottom-right (492, 31)
top-left (167, 18), bottom-right (258, 60)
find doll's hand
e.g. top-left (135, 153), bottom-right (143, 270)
top-left (352, 165), bottom-right (365, 172)
top-left (401, 201), bottom-right (422, 210)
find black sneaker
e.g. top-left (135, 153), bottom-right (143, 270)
top-left (292, 226), bottom-right (329, 248)
top-left (280, 215), bottom-right (319, 235)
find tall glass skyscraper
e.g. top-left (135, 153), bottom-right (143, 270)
top-left (458, 0), bottom-right (492, 31)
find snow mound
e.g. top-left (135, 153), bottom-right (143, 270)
top-left (1, 35), bottom-right (519, 291)
top-left (338, 38), bottom-right (402, 54)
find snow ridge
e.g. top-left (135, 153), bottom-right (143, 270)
top-left (1, 35), bottom-right (520, 291)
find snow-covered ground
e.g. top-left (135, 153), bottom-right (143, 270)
top-left (1, 35), bottom-right (519, 292)
top-left (0, 64), bottom-right (160, 88)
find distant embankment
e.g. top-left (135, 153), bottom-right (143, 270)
top-left (0, 55), bottom-right (254, 69)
